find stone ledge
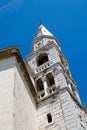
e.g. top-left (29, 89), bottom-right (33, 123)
top-left (0, 46), bottom-right (37, 101)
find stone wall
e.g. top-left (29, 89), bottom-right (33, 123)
top-left (0, 57), bottom-right (15, 130)
top-left (54, 72), bottom-right (67, 88)
top-left (0, 57), bottom-right (38, 130)
top-left (37, 89), bottom-right (87, 130)
top-left (48, 47), bottom-right (61, 64)
top-left (13, 61), bottom-right (37, 130)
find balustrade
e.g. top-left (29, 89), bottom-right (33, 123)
top-left (37, 90), bottom-right (45, 99)
top-left (36, 61), bottom-right (52, 73)
top-left (47, 84), bottom-right (56, 94)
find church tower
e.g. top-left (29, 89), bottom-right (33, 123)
top-left (28, 24), bottom-right (87, 130)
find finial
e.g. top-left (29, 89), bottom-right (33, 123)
top-left (38, 18), bottom-right (42, 26)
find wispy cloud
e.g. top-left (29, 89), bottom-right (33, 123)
top-left (0, 0), bottom-right (26, 15)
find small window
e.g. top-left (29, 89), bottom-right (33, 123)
top-left (47, 113), bottom-right (52, 123)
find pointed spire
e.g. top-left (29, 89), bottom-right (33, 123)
top-left (34, 24), bottom-right (53, 39)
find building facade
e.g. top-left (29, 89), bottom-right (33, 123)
top-left (0, 24), bottom-right (87, 130)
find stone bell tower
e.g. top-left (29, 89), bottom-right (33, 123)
top-left (28, 24), bottom-right (87, 130)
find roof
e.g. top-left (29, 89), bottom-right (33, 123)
top-left (0, 46), bottom-right (37, 100)
top-left (31, 24), bottom-right (60, 52)
top-left (34, 24), bottom-right (53, 39)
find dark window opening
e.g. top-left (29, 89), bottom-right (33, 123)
top-left (36, 79), bottom-right (44, 92)
top-left (47, 113), bottom-right (52, 123)
top-left (37, 53), bottom-right (49, 66)
top-left (46, 73), bottom-right (55, 86)
top-left (41, 93), bottom-right (45, 97)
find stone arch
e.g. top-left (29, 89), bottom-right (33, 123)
top-left (36, 78), bottom-right (44, 92)
top-left (36, 52), bottom-right (49, 66)
top-left (46, 73), bottom-right (55, 86)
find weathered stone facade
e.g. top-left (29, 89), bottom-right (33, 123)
top-left (0, 25), bottom-right (87, 130)
top-left (28, 24), bottom-right (87, 130)
top-left (0, 48), bottom-right (37, 130)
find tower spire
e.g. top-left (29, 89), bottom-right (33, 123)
top-left (34, 24), bottom-right (53, 39)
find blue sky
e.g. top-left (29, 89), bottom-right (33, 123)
top-left (0, 0), bottom-right (87, 103)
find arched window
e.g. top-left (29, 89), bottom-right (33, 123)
top-left (36, 79), bottom-right (44, 92)
top-left (46, 73), bottom-right (55, 86)
top-left (37, 53), bottom-right (49, 66)
top-left (47, 113), bottom-right (52, 123)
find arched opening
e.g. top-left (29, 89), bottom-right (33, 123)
top-left (37, 53), bottom-right (49, 66)
top-left (36, 78), bottom-right (44, 92)
top-left (46, 73), bottom-right (55, 86)
top-left (47, 113), bottom-right (52, 123)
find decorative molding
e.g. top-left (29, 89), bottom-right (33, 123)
top-left (0, 46), bottom-right (37, 101)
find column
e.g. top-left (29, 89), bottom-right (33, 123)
top-left (42, 76), bottom-right (48, 96)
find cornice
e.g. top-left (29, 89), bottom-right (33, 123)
top-left (36, 86), bottom-right (87, 113)
top-left (0, 46), bottom-right (37, 101)
top-left (31, 35), bottom-right (60, 53)
top-left (27, 42), bottom-right (60, 60)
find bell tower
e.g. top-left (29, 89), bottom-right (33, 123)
top-left (28, 24), bottom-right (87, 130)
